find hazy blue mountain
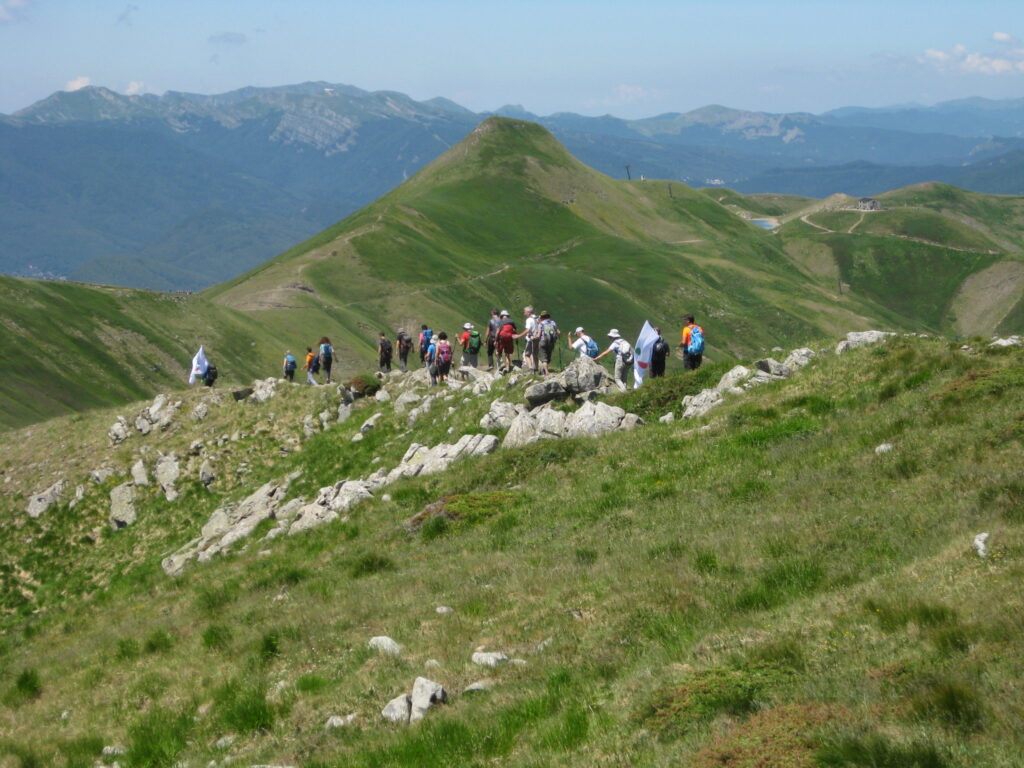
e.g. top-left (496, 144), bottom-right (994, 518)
top-left (820, 97), bottom-right (1024, 138)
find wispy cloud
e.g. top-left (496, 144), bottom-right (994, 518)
top-left (117, 4), bottom-right (139, 27)
top-left (124, 80), bottom-right (146, 96)
top-left (919, 34), bottom-right (1024, 75)
top-left (0, 0), bottom-right (30, 24)
top-left (64, 76), bottom-right (92, 92)
top-left (208, 31), bottom-right (248, 46)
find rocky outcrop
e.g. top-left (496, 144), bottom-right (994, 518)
top-left (108, 483), bottom-right (136, 529)
top-left (27, 479), bottom-right (67, 517)
top-left (480, 399), bottom-right (526, 430)
top-left (108, 417), bottom-right (130, 445)
top-left (989, 335), bottom-right (1022, 348)
top-left (836, 330), bottom-right (894, 355)
top-left (522, 356), bottom-right (609, 407)
top-left (250, 378), bottom-right (278, 404)
top-left (381, 678), bottom-right (447, 724)
top-left (131, 460), bottom-right (149, 486)
top-left (503, 401), bottom-right (641, 448)
top-left (154, 453), bottom-right (180, 502)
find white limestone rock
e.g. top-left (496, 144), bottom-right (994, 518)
top-left (471, 651), bottom-right (509, 668)
top-left (369, 636), bottom-right (403, 656)
top-left (410, 677), bottom-right (447, 723)
top-left (682, 388), bottom-right (723, 420)
top-left (381, 694), bottom-right (412, 724)
top-left (716, 365), bottom-right (753, 392)
top-left (27, 479), bottom-right (67, 517)
top-left (360, 413), bottom-right (383, 434)
top-left (974, 532), bottom-right (989, 558)
top-left (659, 412), bottom-right (675, 424)
top-left (155, 453), bottom-right (180, 502)
top-left (108, 483), bottom-right (136, 529)
top-left (131, 460), bottom-right (149, 486)
top-left (108, 417), bottom-right (130, 445)
top-left (784, 347), bottom-right (816, 369)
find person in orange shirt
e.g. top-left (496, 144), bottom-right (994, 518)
top-left (678, 314), bottom-right (705, 370)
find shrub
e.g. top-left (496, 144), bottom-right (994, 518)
top-left (116, 637), bottom-right (140, 660)
top-left (350, 552), bottom-right (396, 578)
top-left (194, 581), bottom-right (241, 614)
top-left (816, 732), bottom-right (947, 767)
top-left (125, 706), bottom-right (192, 767)
top-left (348, 374), bottom-right (381, 397)
top-left (911, 679), bottom-right (985, 732)
top-left (201, 624), bottom-right (233, 650)
top-left (296, 673), bottom-right (330, 694)
top-left (3, 668), bottom-right (42, 706)
top-left (143, 629), bottom-right (173, 654)
top-left (215, 679), bottom-right (275, 734)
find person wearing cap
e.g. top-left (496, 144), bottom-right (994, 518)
top-left (495, 310), bottom-right (517, 373)
top-left (513, 305), bottom-right (539, 374)
top-left (485, 308), bottom-right (501, 370)
top-left (568, 326), bottom-right (596, 358)
top-left (535, 310), bottom-right (559, 375)
top-left (594, 328), bottom-right (634, 391)
top-left (460, 322), bottom-right (481, 369)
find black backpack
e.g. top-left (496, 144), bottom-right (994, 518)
top-left (380, 337), bottom-right (393, 356)
top-left (311, 355), bottom-right (321, 374)
top-left (652, 338), bottom-right (669, 359)
top-left (203, 364), bottom-right (218, 385)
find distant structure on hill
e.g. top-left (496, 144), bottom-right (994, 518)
top-left (856, 197), bottom-right (882, 211)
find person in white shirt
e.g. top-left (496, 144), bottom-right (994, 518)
top-left (594, 328), bottom-right (633, 391)
top-left (568, 326), bottom-right (594, 357)
top-left (513, 305), bottom-right (540, 373)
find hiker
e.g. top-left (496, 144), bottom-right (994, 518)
top-left (425, 333), bottom-right (439, 386)
top-left (304, 346), bottom-right (319, 385)
top-left (435, 332), bottom-right (454, 384)
top-left (485, 308), bottom-right (501, 370)
top-left (419, 324), bottom-right (434, 367)
top-left (378, 331), bottom-right (393, 372)
top-left (568, 326), bottom-right (599, 359)
top-left (202, 360), bottom-right (218, 387)
top-left (595, 328), bottom-right (634, 392)
top-left (282, 350), bottom-right (297, 382)
top-left (396, 329), bottom-right (413, 372)
top-left (513, 305), bottom-right (540, 373)
top-left (536, 310), bottom-right (559, 375)
top-left (318, 336), bottom-right (335, 383)
top-left (650, 326), bottom-right (670, 378)
top-left (495, 310), bottom-right (517, 373)
top-left (460, 322), bottom-right (482, 369)
top-left (678, 314), bottom-right (705, 370)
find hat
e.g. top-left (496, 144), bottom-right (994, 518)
top-left (539, 310), bottom-right (550, 318)
top-left (607, 329), bottom-right (621, 338)
top-left (574, 326), bottom-right (584, 334)
top-left (463, 322), bottom-right (473, 329)
top-left (500, 310), bottom-right (510, 317)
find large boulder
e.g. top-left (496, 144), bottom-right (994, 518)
top-left (250, 378), bottom-right (278, 404)
top-left (108, 417), bottom-right (130, 445)
top-left (108, 483), bottom-right (136, 529)
top-left (564, 401), bottom-right (626, 438)
top-left (754, 358), bottom-right (792, 379)
top-left (381, 694), bottom-right (412, 724)
top-left (558, 355), bottom-right (607, 395)
top-left (682, 389), bottom-right (723, 420)
top-left (410, 677), bottom-right (447, 723)
top-left (503, 411), bottom-right (542, 449)
top-left (131, 460), bottom-right (149, 486)
top-left (27, 479), bottom-right (67, 517)
top-left (524, 379), bottom-right (568, 408)
top-left (836, 330), bottom-right (895, 354)
top-left (480, 400), bottom-right (523, 430)
top-left (716, 365), bottom-right (753, 393)
top-left (154, 454), bottom-right (180, 502)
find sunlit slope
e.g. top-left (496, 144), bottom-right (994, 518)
top-left (209, 118), bottom-right (902, 363)
top-left (0, 276), bottom-right (293, 430)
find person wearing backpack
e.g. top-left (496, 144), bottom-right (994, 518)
top-left (513, 305), bottom-right (540, 373)
top-left (304, 346), bottom-right (320, 386)
top-left (678, 314), bottom-right (705, 370)
top-left (595, 328), bottom-right (633, 391)
top-left (650, 327), bottom-right (670, 378)
top-left (435, 331), bottom-right (454, 384)
top-left (318, 336), bottom-right (335, 383)
top-left (495, 310), bottom-right (517, 373)
top-left (396, 329), bottom-right (413, 372)
top-left (282, 350), bottom-right (297, 382)
top-left (568, 326), bottom-right (596, 358)
top-left (460, 322), bottom-right (482, 369)
top-left (202, 361), bottom-right (218, 387)
top-left (378, 331), bottom-right (393, 372)
top-left (419, 324), bottom-right (433, 368)
top-left (536, 310), bottom-right (559, 375)
top-left (485, 309), bottom-right (501, 370)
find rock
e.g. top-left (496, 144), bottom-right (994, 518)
top-left (556, 355), bottom-right (607, 396)
top-left (375, 388), bottom-right (392, 403)
top-left (618, 413), bottom-right (644, 431)
top-left (187, 439), bottom-right (204, 456)
top-left (108, 483), bottom-right (137, 529)
top-left (989, 336), bottom-right (1022, 348)
top-left (231, 388), bottom-right (254, 401)
top-left (410, 677), bottom-right (447, 723)
top-left (393, 390), bottom-right (422, 413)
top-left (874, 443), bottom-right (894, 455)
top-left (199, 459), bottom-right (216, 487)
top-left (368, 636), bottom-right (402, 656)
top-left (108, 417), bottom-right (130, 445)
top-left (480, 399), bottom-right (523, 430)
top-left (471, 651), bottom-right (509, 668)
top-left (303, 415), bottom-right (319, 438)
top-left (836, 330), bottom-right (895, 354)
top-left (214, 734), bottom-right (236, 750)
top-left (682, 389), bottom-right (722, 420)
top-left (716, 365), bottom-right (753, 392)
top-left (155, 454), bottom-right (180, 502)
top-left (503, 411), bottom-right (542, 449)
top-left (319, 409), bottom-right (332, 430)
top-left (131, 460), bottom-right (149, 486)
top-left (360, 413), bottom-right (383, 434)
top-left (68, 484), bottom-right (86, 509)
top-left (381, 694), bottom-right (412, 724)
top-left (564, 401), bottom-right (626, 438)
top-left (326, 714), bottom-right (357, 729)
top-left (134, 414), bottom-right (153, 435)
top-left (337, 403), bottom-right (352, 423)
top-left (659, 412), bottom-right (675, 424)
top-left (90, 466), bottom-right (117, 484)
top-left (251, 378), bottom-right (278, 403)
top-left (27, 479), bottom-right (67, 517)
top-left (102, 745), bottom-right (126, 756)
top-left (754, 358), bottom-right (792, 379)
top-left (436, 606), bottom-right (454, 615)
top-left (783, 347), bottom-right (815, 369)
top-left (974, 532), bottom-right (989, 558)
top-left (464, 680), bottom-right (493, 694)
top-left (190, 402), bottom-right (209, 421)
top-left (524, 379), bottom-right (568, 408)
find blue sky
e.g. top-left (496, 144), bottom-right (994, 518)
top-left (1, 0), bottom-right (1022, 116)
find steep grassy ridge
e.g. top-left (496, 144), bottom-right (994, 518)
top-left (1, 338), bottom-right (1022, 766)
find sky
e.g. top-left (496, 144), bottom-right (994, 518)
top-left (1, 0), bottom-right (1023, 117)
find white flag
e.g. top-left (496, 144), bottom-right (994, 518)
top-left (633, 321), bottom-right (659, 388)
top-left (189, 345), bottom-right (208, 385)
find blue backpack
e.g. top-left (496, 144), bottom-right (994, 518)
top-left (284, 354), bottom-right (297, 372)
top-left (421, 329), bottom-right (433, 348)
top-left (687, 325), bottom-right (705, 355)
top-left (585, 338), bottom-right (600, 358)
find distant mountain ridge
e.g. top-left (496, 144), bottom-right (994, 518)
top-left (5, 84), bottom-right (1024, 289)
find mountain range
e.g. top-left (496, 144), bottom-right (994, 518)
top-left (5, 83), bottom-right (1024, 290)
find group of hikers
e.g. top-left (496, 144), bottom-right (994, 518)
top-left (279, 309), bottom-right (705, 391)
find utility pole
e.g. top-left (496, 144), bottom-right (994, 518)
top-left (624, 165), bottom-right (632, 180)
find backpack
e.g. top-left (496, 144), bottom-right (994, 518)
top-left (585, 338), bottom-right (600, 358)
top-left (203, 364), bottom-right (218, 384)
top-left (498, 320), bottom-right (516, 339)
top-left (398, 333), bottom-right (412, 353)
top-left (618, 342), bottom-right (634, 366)
top-left (320, 343), bottom-right (333, 362)
top-left (284, 354), bottom-right (297, 372)
top-left (540, 319), bottom-right (558, 344)
top-left (437, 341), bottom-right (453, 364)
top-left (467, 330), bottom-right (482, 353)
top-left (652, 338), bottom-right (669, 359)
top-left (420, 329), bottom-right (433, 348)
top-left (380, 338), bottom-right (393, 356)
top-left (687, 325), bottom-right (705, 355)
top-left (311, 355), bottom-right (321, 374)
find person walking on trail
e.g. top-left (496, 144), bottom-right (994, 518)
top-left (678, 314), bottom-right (705, 370)
top-left (568, 327), bottom-right (599, 359)
top-left (461, 322), bottom-right (482, 369)
top-left (485, 308), bottom-right (501, 370)
top-left (304, 346), bottom-right (320, 386)
top-left (435, 331), bottom-right (454, 384)
top-left (536, 310), bottom-right (559, 375)
top-left (650, 326), bottom-right (670, 378)
top-left (419, 324), bottom-right (434, 368)
top-left (514, 306), bottom-right (540, 373)
top-left (595, 329), bottom-right (634, 392)
top-left (202, 360), bottom-right (218, 387)
top-left (318, 337), bottom-right (335, 383)
top-left (495, 310), bottom-right (517, 373)
top-left (378, 331), bottom-right (393, 372)
top-left (425, 333), bottom-right (439, 386)
top-left (282, 350), bottom-right (297, 382)
top-left (396, 329), bottom-right (413, 372)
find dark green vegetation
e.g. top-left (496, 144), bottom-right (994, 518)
top-left (1, 337), bottom-right (1022, 766)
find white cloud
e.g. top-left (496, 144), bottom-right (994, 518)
top-left (918, 37), bottom-right (1024, 75)
top-left (0, 0), bottom-right (30, 24)
top-left (124, 81), bottom-right (145, 96)
top-left (64, 76), bottom-right (92, 92)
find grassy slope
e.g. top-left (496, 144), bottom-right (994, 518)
top-left (0, 338), bottom-right (1022, 767)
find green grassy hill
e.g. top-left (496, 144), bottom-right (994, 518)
top-left (1, 336), bottom-right (1022, 767)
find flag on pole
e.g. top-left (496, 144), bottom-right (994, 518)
top-left (633, 321), bottom-right (659, 388)
top-left (189, 345), bottom-right (209, 385)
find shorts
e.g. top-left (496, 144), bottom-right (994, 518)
top-left (497, 336), bottom-right (514, 355)
top-left (539, 341), bottom-right (554, 363)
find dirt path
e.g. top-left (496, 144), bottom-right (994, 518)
top-left (848, 212), bottom-right (865, 234)
top-left (800, 214), bottom-right (832, 233)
